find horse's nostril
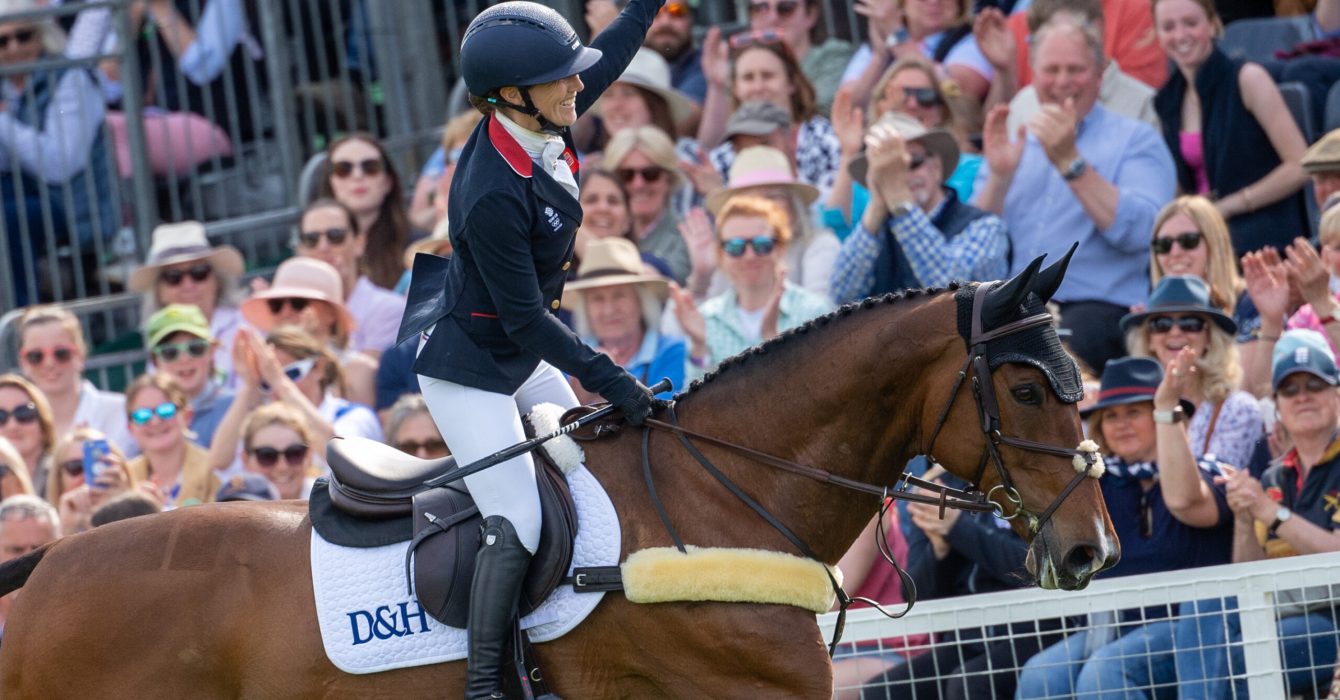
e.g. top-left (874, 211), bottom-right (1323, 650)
top-left (1064, 545), bottom-right (1097, 576)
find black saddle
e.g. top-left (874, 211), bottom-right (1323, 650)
top-left (310, 434), bottom-right (578, 628)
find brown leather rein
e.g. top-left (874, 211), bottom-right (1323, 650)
top-left (634, 283), bottom-right (1102, 655)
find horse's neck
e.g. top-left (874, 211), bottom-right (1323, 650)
top-left (638, 298), bottom-right (947, 564)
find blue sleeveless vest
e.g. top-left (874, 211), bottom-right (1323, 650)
top-left (872, 188), bottom-right (992, 295)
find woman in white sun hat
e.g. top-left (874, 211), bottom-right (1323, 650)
top-left (129, 221), bottom-right (245, 381)
top-left (561, 237), bottom-right (683, 400)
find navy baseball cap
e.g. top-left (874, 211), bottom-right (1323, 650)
top-left (1272, 329), bottom-right (1339, 391)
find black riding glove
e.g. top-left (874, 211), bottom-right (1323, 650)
top-left (604, 374), bottom-right (661, 426)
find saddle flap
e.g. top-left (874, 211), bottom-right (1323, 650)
top-left (409, 459), bottom-right (578, 629)
top-left (327, 436), bottom-right (457, 494)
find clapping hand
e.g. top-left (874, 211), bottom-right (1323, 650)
top-left (701, 26), bottom-right (729, 89)
top-left (1282, 237), bottom-right (1335, 315)
top-left (585, 0), bottom-right (619, 38)
top-left (668, 281), bottom-right (707, 352)
top-left (1157, 346), bottom-right (1197, 407)
top-left (760, 263), bottom-right (789, 341)
top-left (1029, 97), bottom-right (1080, 170)
top-left (1242, 248), bottom-right (1289, 330)
top-left (679, 207), bottom-right (719, 286)
top-left (855, 0), bottom-right (902, 52)
top-left (1214, 463), bottom-right (1270, 521)
top-left (831, 86), bottom-right (865, 158)
top-left (982, 104), bottom-right (1024, 178)
top-left (973, 7), bottom-right (1016, 72)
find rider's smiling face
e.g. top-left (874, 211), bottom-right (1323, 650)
top-left (501, 73), bottom-right (585, 128)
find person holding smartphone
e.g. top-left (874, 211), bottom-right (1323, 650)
top-left (397, 2), bottom-right (666, 695)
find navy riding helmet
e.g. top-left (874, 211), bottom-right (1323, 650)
top-left (460, 2), bottom-right (603, 128)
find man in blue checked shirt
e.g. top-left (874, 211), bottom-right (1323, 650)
top-left (973, 14), bottom-right (1175, 374)
top-left (828, 111), bottom-right (1009, 305)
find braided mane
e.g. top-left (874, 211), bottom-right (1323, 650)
top-left (680, 284), bottom-right (962, 398)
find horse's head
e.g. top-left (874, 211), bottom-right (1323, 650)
top-left (920, 247), bottom-right (1119, 590)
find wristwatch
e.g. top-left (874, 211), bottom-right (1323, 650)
top-left (1152, 406), bottom-right (1186, 424)
top-left (1061, 157), bottom-right (1088, 181)
top-left (1268, 506), bottom-right (1293, 537)
top-left (885, 27), bottom-right (910, 49)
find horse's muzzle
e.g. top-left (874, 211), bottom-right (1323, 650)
top-left (1025, 524), bottom-right (1120, 591)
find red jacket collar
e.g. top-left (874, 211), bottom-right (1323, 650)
top-left (488, 115), bottom-right (533, 178)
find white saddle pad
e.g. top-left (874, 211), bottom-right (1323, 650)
top-left (310, 464), bottom-right (620, 674)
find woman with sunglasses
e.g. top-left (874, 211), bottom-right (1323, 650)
top-left (1147, 196), bottom-right (1266, 376)
top-left (669, 195), bottom-right (830, 380)
top-left (698, 36), bottom-right (840, 196)
top-left (144, 304), bottom-right (233, 449)
top-left (398, 3), bottom-right (664, 694)
top-left (294, 198), bottom-right (406, 358)
top-left (1172, 329), bottom-right (1340, 699)
top-left (1122, 275), bottom-right (1263, 469)
top-left (15, 306), bottom-right (135, 459)
top-left (1017, 354), bottom-right (1233, 698)
top-left (739, 0), bottom-right (854, 115)
top-left (123, 373), bottom-right (217, 509)
top-left (575, 168), bottom-right (676, 279)
top-left (0, 375), bottom-right (55, 501)
top-left (319, 133), bottom-right (411, 291)
top-left (602, 126), bottom-right (693, 284)
top-left (383, 394), bottom-right (450, 461)
top-left (46, 427), bottom-right (132, 534)
top-left (130, 221), bottom-right (247, 382)
top-left (240, 404), bottom-right (316, 501)
top-left (241, 256), bottom-right (379, 408)
top-left (1151, 0), bottom-right (1308, 258)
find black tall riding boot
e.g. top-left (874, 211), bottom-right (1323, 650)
top-left (465, 515), bottom-right (532, 700)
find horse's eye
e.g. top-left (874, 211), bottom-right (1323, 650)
top-left (1011, 385), bottom-right (1041, 406)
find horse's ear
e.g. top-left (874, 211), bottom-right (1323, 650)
top-left (1032, 242), bottom-right (1078, 304)
top-left (983, 255), bottom-right (1044, 328)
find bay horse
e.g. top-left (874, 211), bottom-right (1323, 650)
top-left (0, 255), bottom-right (1118, 698)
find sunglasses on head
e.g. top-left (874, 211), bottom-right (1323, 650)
top-left (395, 439), bottom-right (449, 457)
top-left (160, 263), bottom-right (213, 286)
top-left (1151, 231), bottom-right (1204, 255)
top-left (616, 166), bottom-right (666, 184)
top-left (660, 1), bottom-right (691, 18)
top-left (260, 357), bottom-right (317, 394)
top-left (0, 28), bottom-right (36, 51)
top-left (130, 401), bottom-right (179, 426)
top-left (59, 459), bottom-right (84, 477)
top-left (0, 403), bottom-right (38, 427)
top-left (729, 27), bottom-right (785, 51)
top-left (266, 297), bottom-right (311, 315)
top-left (721, 236), bottom-right (777, 257)
top-left (331, 158), bottom-right (384, 179)
top-left (1147, 315), bottom-right (1207, 334)
top-left (297, 228), bottom-right (350, 248)
top-left (250, 443), bottom-right (309, 468)
top-left (746, 1), bottom-right (801, 19)
top-left (153, 339), bottom-right (211, 362)
top-left (20, 345), bottom-right (74, 366)
top-left (1278, 375), bottom-right (1335, 398)
top-left (901, 86), bottom-right (943, 108)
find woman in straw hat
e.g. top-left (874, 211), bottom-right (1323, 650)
top-left (396, 3), bottom-right (664, 694)
top-left (684, 144), bottom-right (838, 302)
top-left (239, 257), bottom-right (378, 408)
top-left (130, 221), bottom-right (246, 380)
top-left (669, 194), bottom-right (831, 381)
top-left (561, 238), bottom-right (683, 401)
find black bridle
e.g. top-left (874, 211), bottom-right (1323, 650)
top-left (921, 282), bottom-right (1104, 537)
top-left (636, 283), bottom-right (1103, 654)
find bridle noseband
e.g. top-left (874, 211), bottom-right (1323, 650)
top-left (922, 283), bottom-right (1103, 537)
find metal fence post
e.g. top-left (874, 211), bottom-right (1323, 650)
top-left (114, 0), bottom-right (156, 250)
top-left (1240, 588), bottom-right (1287, 699)
top-left (256, 0), bottom-right (300, 203)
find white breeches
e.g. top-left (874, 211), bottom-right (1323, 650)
top-left (417, 362), bottom-right (578, 553)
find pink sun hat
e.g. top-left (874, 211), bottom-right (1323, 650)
top-left (705, 146), bottom-right (819, 215)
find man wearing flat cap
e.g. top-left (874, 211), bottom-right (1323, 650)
top-left (830, 112), bottom-right (1008, 304)
top-left (1302, 128), bottom-right (1340, 214)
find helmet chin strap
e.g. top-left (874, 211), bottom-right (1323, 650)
top-left (488, 87), bottom-right (564, 135)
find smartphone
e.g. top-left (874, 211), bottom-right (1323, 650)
top-left (83, 439), bottom-right (111, 487)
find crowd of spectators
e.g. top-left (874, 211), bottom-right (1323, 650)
top-left (2, 0), bottom-right (1340, 694)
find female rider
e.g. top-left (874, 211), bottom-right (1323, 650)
top-left (396, 3), bottom-right (663, 698)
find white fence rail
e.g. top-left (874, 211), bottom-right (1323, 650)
top-left (819, 552), bottom-right (1340, 698)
